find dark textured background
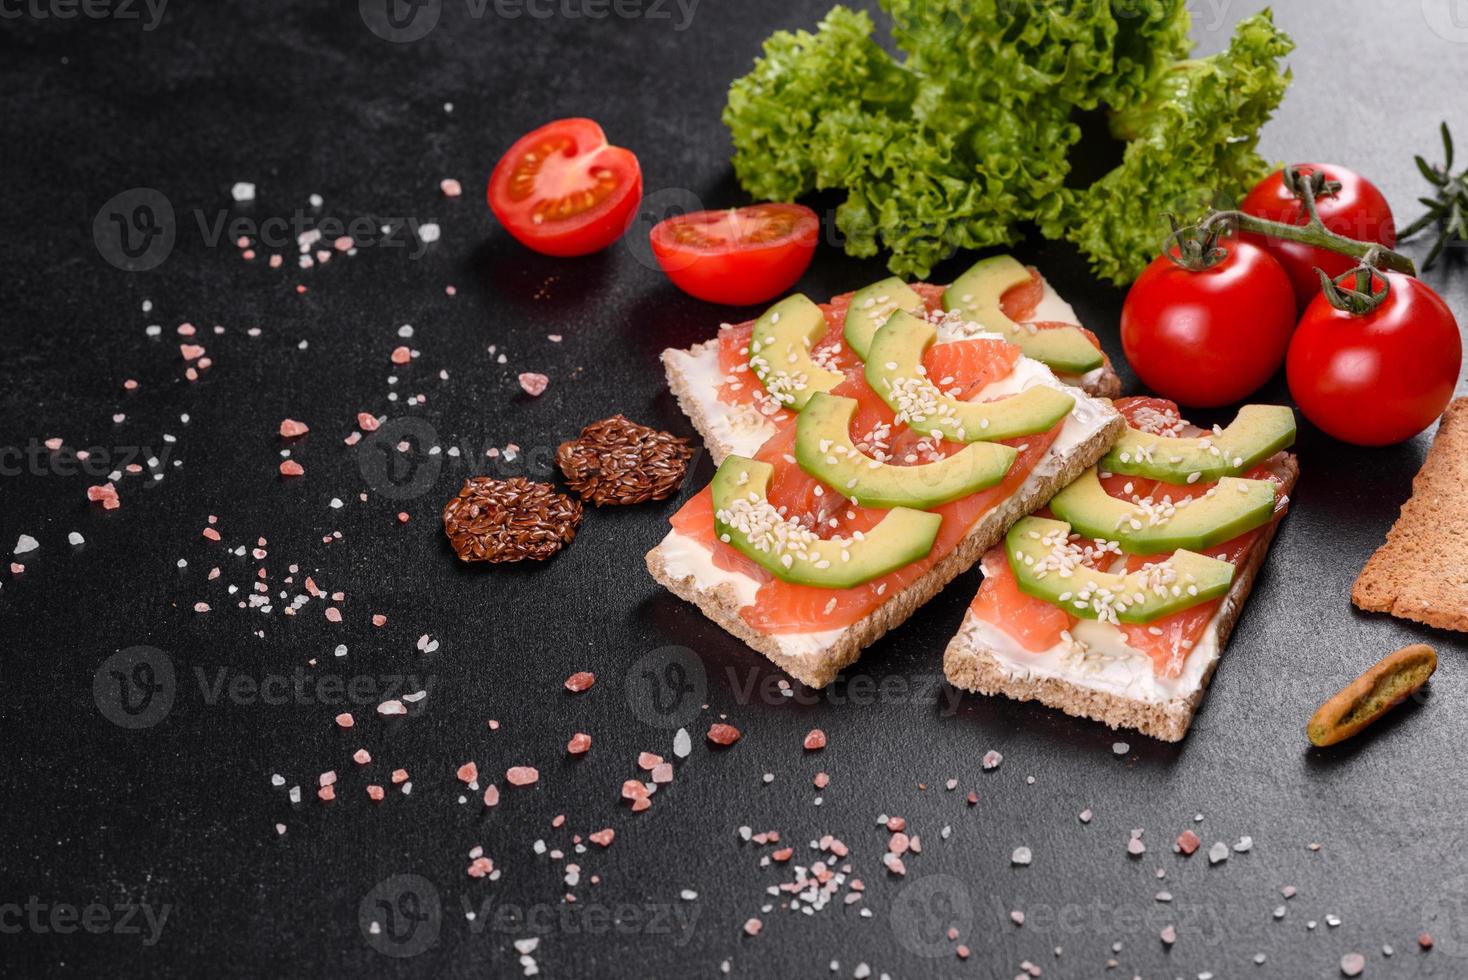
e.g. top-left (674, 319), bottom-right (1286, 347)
top-left (4, 1), bottom-right (1468, 977)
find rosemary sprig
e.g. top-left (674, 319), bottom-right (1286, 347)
top-left (1401, 122), bottom-right (1468, 270)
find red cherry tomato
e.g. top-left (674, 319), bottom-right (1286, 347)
top-left (1287, 272), bottom-right (1461, 446)
top-left (487, 118), bottom-right (642, 257)
top-left (1121, 238), bottom-right (1297, 408)
top-left (1239, 164), bottom-right (1396, 312)
top-left (649, 204), bottom-right (819, 306)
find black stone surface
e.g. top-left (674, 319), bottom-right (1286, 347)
top-left (4, 1), bottom-right (1468, 977)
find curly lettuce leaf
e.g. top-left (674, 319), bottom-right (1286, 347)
top-left (1061, 11), bottom-right (1294, 283)
top-left (722, 7), bottom-right (915, 202)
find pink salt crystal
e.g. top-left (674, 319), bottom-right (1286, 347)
top-left (317, 785), bottom-right (335, 802)
top-left (279, 418), bottom-right (310, 437)
top-left (44, 437), bottom-right (63, 450)
top-left (390, 346), bottom-right (412, 365)
top-left (353, 749), bottom-right (371, 765)
top-left (372, 614), bottom-right (387, 626)
top-left (334, 236), bottom-right (353, 252)
top-left (202, 527), bottom-right (221, 542)
top-left (467, 857), bottom-right (494, 878)
top-left (483, 785), bottom-right (500, 807)
top-left (651, 763), bottom-right (674, 784)
top-left (506, 766), bottom-right (539, 787)
top-left (358, 413), bottom-right (380, 432)
top-left (391, 768), bottom-right (409, 784)
top-left (813, 772), bottom-right (830, 789)
top-left (1177, 830), bottom-right (1201, 855)
top-left (589, 828), bottom-right (615, 847)
top-left (638, 752), bottom-right (664, 771)
top-left (440, 178), bottom-right (462, 197)
top-left (630, 797), bottom-right (651, 812)
top-left (279, 460), bottom-right (305, 477)
top-left (518, 372), bottom-right (549, 396)
top-left (707, 723), bottom-right (741, 746)
top-left (180, 344), bottom-right (206, 361)
top-left (567, 733), bottom-right (591, 755)
top-left (456, 762), bottom-right (478, 784)
top-left (193, 602), bottom-right (210, 613)
top-left (334, 713), bottom-right (354, 729)
top-left (803, 729), bottom-right (827, 751)
top-left (564, 671), bottom-right (596, 692)
top-left (324, 607), bottom-right (342, 623)
top-left (743, 918), bottom-right (761, 937)
top-left (366, 785), bottom-right (385, 801)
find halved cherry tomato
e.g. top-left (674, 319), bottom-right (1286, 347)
top-left (487, 118), bottom-right (642, 257)
top-left (649, 204), bottom-right (819, 306)
top-left (1121, 237), bottom-right (1296, 408)
top-left (1287, 271), bottom-right (1461, 446)
top-left (1239, 164), bottom-right (1396, 312)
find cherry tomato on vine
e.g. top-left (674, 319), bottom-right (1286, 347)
top-left (487, 118), bottom-right (642, 257)
top-left (1121, 237), bottom-right (1296, 408)
top-left (1239, 164), bottom-right (1396, 311)
top-left (649, 204), bottom-right (819, 305)
top-left (1287, 271), bottom-right (1461, 446)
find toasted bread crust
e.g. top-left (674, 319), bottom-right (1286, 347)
top-left (646, 411), bottom-right (1127, 688)
top-left (943, 453), bottom-right (1299, 742)
top-left (1352, 399), bottom-right (1468, 632)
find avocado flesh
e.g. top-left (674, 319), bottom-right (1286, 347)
top-left (844, 277), bottom-right (926, 361)
top-left (747, 294), bottom-right (846, 412)
top-left (1005, 517), bottom-right (1235, 625)
top-left (795, 392), bottom-right (1017, 509)
top-left (711, 455), bottom-right (941, 589)
top-left (865, 311), bottom-right (1075, 443)
top-left (944, 255), bottom-right (1103, 374)
top-left (1050, 467), bottom-right (1277, 556)
top-left (1102, 405), bottom-right (1297, 483)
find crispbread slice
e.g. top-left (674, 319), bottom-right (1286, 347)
top-left (661, 275), bottom-right (1121, 466)
top-left (646, 410), bottom-right (1126, 689)
top-left (1352, 399), bottom-right (1468, 632)
top-left (944, 454), bottom-right (1299, 742)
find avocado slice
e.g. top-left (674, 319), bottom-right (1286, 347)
top-left (844, 277), bottom-right (926, 361)
top-left (747, 294), bottom-right (845, 412)
top-left (1050, 467), bottom-right (1277, 556)
top-left (711, 455), bottom-right (941, 589)
top-left (944, 256), bottom-right (1104, 375)
top-left (795, 392), bottom-right (1017, 509)
top-left (1102, 405), bottom-right (1296, 484)
top-left (1005, 516), bottom-right (1235, 625)
top-left (865, 311), bottom-right (1075, 443)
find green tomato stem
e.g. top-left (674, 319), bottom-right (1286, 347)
top-left (1200, 209), bottom-right (1418, 277)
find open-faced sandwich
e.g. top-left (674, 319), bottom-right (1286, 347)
top-left (646, 289), bottom-right (1126, 688)
top-left (661, 256), bottom-right (1123, 465)
top-left (943, 397), bottom-right (1298, 741)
